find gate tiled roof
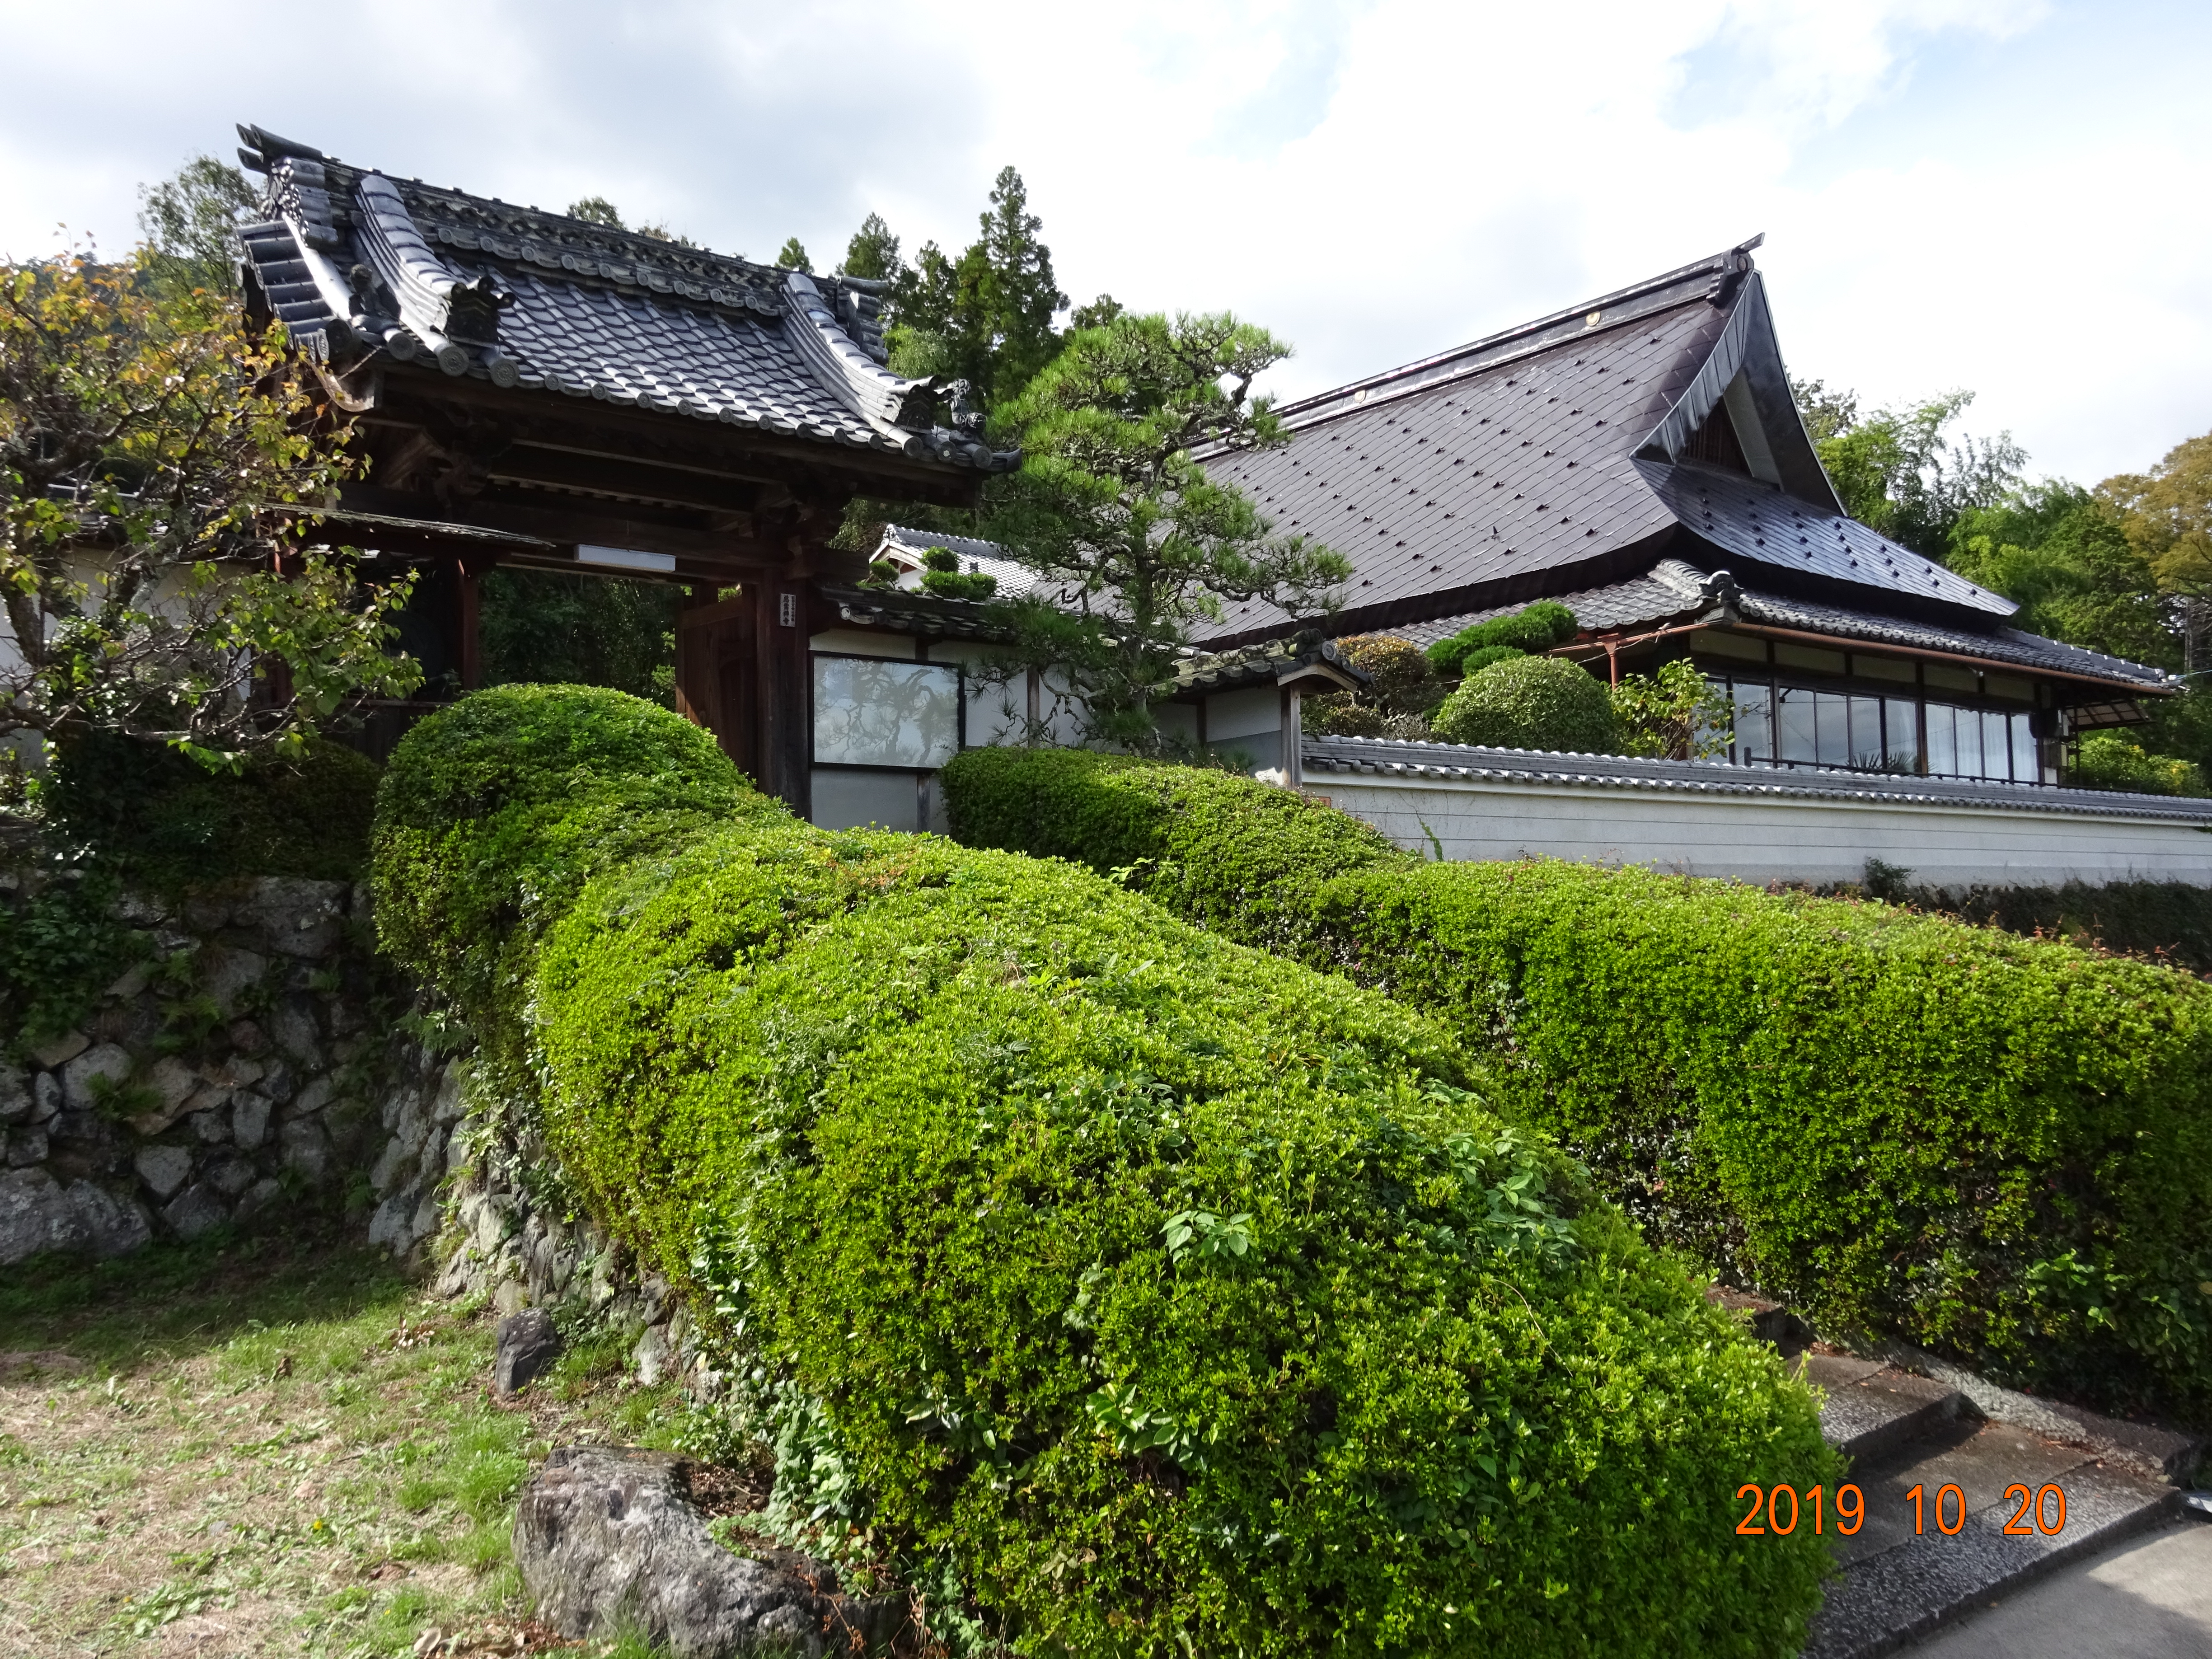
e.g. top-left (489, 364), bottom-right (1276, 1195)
top-left (230, 123), bottom-right (1015, 474)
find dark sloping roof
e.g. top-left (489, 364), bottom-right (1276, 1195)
top-left (1198, 241), bottom-right (2025, 643)
top-left (1302, 735), bottom-right (2212, 825)
top-left (1401, 558), bottom-right (2175, 692)
top-left (1641, 461), bottom-right (1998, 614)
top-left (1164, 635), bottom-right (1367, 698)
top-left (233, 123), bottom-right (1014, 473)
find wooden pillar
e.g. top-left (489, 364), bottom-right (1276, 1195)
top-left (456, 561), bottom-right (483, 691)
top-left (674, 584), bottom-right (718, 732)
top-left (1280, 685), bottom-right (1303, 787)
top-left (761, 582), bottom-right (811, 818)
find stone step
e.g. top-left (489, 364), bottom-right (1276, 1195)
top-left (1803, 1417), bottom-right (2184, 1659)
top-left (1805, 1354), bottom-right (1968, 1466)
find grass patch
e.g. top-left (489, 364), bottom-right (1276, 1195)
top-left (0, 1226), bottom-right (688, 1655)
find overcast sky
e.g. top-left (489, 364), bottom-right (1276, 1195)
top-left (3, 0), bottom-right (2205, 486)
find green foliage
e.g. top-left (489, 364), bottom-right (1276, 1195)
top-left (2069, 731), bottom-right (2208, 797)
top-left (567, 196), bottom-right (625, 228)
top-left (774, 238), bottom-right (812, 273)
top-left (1914, 878), bottom-right (2212, 978)
top-left (940, 748), bottom-right (2212, 1415)
top-left (1, 249), bottom-right (420, 768)
top-left (0, 863), bottom-right (146, 1053)
top-left (1946, 484), bottom-right (2173, 669)
top-left (1424, 602), bottom-right (1578, 676)
top-left (921, 570), bottom-right (998, 601)
top-left (838, 214), bottom-right (901, 281)
top-left (982, 311), bottom-right (1350, 748)
top-left (1789, 381), bottom-right (2025, 558)
top-left (915, 546), bottom-right (998, 600)
top-left (1432, 655), bottom-right (1617, 753)
top-left (1608, 660), bottom-right (1734, 761)
top-left (42, 732), bottom-right (382, 888)
top-left (378, 686), bottom-right (1834, 1658)
top-left (562, 196), bottom-right (688, 245)
top-left (881, 168), bottom-right (1069, 404)
top-left (478, 568), bottom-right (677, 706)
top-left (368, 684), bottom-right (770, 1044)
top-left (1303, 635), bottom-right (1443, 739)
top-left (136, 155), bottom-right (258, 299)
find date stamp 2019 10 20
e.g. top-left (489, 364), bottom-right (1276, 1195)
top-left (1736, 1482), bottom-right (2068, 1538)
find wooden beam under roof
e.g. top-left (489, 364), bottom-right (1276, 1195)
top-left (370, 374), bottom-right (984, 508)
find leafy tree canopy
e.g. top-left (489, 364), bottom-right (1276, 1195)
top-left (838, 214), bottom-right (900, 281)
top-left (842, 167), bottom-right (1071, 405)
top-left (136, 155), bottom-right (258, 299)
top-left (1945, 483), bottom-right (2171, 668)
top-left (1, 238), bottom-right (417, 775)
top-left (2102, 431), bottom-right (2212, 636)
top-left (562, 195), bottom-right (692, 246)
top-left (567, 195), bottom-right (625, 227)
top-left (1790, 377), bottom-right (2025, 557)
top-left (981, 311), bottom-right (1349, 748)
top-left (774, 237), bottom-right (812, 273)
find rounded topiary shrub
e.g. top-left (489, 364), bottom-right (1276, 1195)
top-left (370, 683), bottom-right (779, 1025)
top-left (1433, 654), bottom-right (1617, 752)
top-left (378, 687), bottom-right (1837, 1658)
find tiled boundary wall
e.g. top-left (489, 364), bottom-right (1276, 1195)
top-left (1301, 737), bottom-right (2212, 889)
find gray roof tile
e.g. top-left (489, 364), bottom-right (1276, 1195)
top-left (1196, 245), bottom-right (2034, 646)
top-left (232, 125), bottom-right (1015, 473)
top-left (1303, 735), bottom-right (2212, 823)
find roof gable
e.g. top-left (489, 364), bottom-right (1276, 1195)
top-left (1198, 242), bottom-right (2017, 643)
top-left (232, 123), bottom-right (1014, 475)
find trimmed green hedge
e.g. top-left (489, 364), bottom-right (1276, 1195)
top-left (1432, 655), bottom-right (1618, 753)
top-left (376, 687), bottom-right (1834, 1657)
top-left (942, 747), bottom-right (2212, 1415)
top-left (46, 732), bottom-right (383, 888)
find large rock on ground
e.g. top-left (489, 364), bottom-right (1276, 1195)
top-left (495, 1308), bottom-right (562, 1395)
top-left (514, 1445), bottom-right (902, 1656)
top-left (0, 1171), bottom-right (148, 1263)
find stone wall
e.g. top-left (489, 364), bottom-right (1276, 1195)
top-left (1, 866), bottom-right (697, 1392)
top-left (423, 1085), bottom-right (710, 1395)
top-left (0, 875), bottom-right (403, 1264)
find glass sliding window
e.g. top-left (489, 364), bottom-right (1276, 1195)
top-left (2011, 712), bottom-right (2039, 783)
top-left (1883, 698), bottom-right (1920, 772)
top-left (1982, 711), bottom-right (2013, 781)
top-left (1732, 679), bottom-right (1774, 765)
top-left (1847, 697), bottom-right (1884, 771)
top-left (812, 656), bottom-right (961, 769)
top-left (1777, 686), bottom-right (1818, 764)
top-left (1953, 706), bottom-right (1983, 777)
top-left (1926, 704), bottom-right (1957, 777)
top-left (1811, 691), bottom-right (1850, 767)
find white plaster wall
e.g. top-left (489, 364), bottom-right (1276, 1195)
top-left (1204, 686), bottom-right (1279, 740)
top-left (1309, 776), bottom-right (2212, 889)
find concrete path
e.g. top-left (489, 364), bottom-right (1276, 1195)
top-left (1906, 1520), bottom-right (2212, 1657)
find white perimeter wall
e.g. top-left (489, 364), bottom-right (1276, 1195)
top-left (1311, 775), bottom-right (2212, 889)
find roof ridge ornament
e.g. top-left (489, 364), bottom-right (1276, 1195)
top-left (781, 272), bottom-right (1017, 470)
top-left (355, 174), bottom-right (515, 379)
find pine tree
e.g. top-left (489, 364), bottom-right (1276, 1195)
top-left (775, 237), bottom-right (813, 272)
top-left (879, 168), bottom-right (1068, 406)
top-left (839, 214), bottom-right (901, 281)
top-left (567, 196), bottom-right (625, 228)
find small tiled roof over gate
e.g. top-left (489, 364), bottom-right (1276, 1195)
top-left (231, 123), bottom-right (1015, 475)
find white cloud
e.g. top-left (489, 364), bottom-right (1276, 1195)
top-left (0, 0), bottom-right (2203, 481)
